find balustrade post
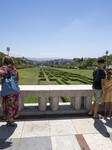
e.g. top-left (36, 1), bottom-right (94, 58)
top-left (75, 96), bottom-right (81, 110)
top-left (71, 97), bottom-right (75, 108)
top-left (50, 97), bottom-right (59, 111)
top-left (85, 96), bottom-right (92, 110)
top-left (38, 97), bottom-right (47, 111)
top-left (19, 96), bottom-right (24, 111)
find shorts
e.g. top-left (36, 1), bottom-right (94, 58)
top-left (93, 89), bottom-right (103, 104)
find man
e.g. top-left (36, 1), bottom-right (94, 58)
top-left (89, 58), bottom-right (106, 119)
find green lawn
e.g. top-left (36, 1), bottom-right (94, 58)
top-left (52, 68), bottom-right (93, 78)
top-left (18, 67), bottom-right (93, 85)
top-left (18, 68), bottom-right (40, 85)
top-left (24, 97), bottom-right (38, 103)
top-left (42, 68), bottom-right (93, 85)
top-left (18, 67), bottom-right (93, 103)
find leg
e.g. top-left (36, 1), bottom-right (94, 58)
top-left (89, 102), bottom-right (95, 115)
top-left (2, 97), bottom-right (9, 122)
top-left (89, 89), bottom-right (95, 116)
top-left (93, 102), bottom-right (99, 117)
top-left (93, 89), bottom-right (103, 119)
top-left (8, 94), bottom-right (19, 126)
top-left (103, 102), bottom-right (107, 118)
top-left (108, 102), bottom-right (112, 117)
top-left (13, 94), bottom-right (19, 119)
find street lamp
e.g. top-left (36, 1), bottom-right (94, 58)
top-left (6, 47), bottom-right (10, 56)
top-left (105, 50), bottom-right (109, 69)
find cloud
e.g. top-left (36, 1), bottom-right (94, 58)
top-left (72, 19), bottom-right (81, 24)
top-left (60, 19), bottom-right (82, 34)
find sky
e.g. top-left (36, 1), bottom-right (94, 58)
top-left (0, 0), bottom-right (112, 59)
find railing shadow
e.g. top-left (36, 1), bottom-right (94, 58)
top-left (94, 118), bottom-right (111, 138)
top-left (0, 124), bottom-right (17, 149)
top-left (104, 117), bottom-right (112, 128)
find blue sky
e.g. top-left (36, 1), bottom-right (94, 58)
top-left (0, 0), bottom-right (112, 58)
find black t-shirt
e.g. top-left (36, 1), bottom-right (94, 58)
top-left (93, 69), bottom-right (105, 89)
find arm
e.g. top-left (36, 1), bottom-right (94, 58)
top-left (0, 69), bottom-right (5, 84)
top-left (0, 68), bottom-right (5, 78)
top-left (17, 71), bottom-right (19, 82)
top-left (101, 79), bottom-right (105, 94)
top-left (101, 71), bottom-right (106, 94)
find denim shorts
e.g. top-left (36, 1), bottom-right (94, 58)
top-left (93, 89), bottom-right (103, 104)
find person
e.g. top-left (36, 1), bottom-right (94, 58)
top-left (0, 56), bottom-right (19, 126)
top-left (89, 58), bottom-right (106, 119)
top-left (102, 69), bottom-right (112, 118)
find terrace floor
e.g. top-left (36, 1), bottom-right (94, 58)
top-left (0, 117), bottom-right (112, 150)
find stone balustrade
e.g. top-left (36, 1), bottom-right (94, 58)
top-left (0, 85), bottom-right (93, 116)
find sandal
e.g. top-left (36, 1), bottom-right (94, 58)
top-left (88, 113), bottom-right (93, 117)
top-left (93, 115), bottom-right (103, 119)
top-left (6, 121), bottom-right (11, 126)
top-left (10, 122), bottom-right (17, 127)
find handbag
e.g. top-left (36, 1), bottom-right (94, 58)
top-left (1, 67), bottom-right (20, 96)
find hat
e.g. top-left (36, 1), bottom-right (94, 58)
top-left (106, 69), bottom-right (112, 75)
top-left (97, 58), bottom-right (105, 63)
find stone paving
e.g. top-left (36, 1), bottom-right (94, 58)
top-left (0, 117), bottom-right (112, 150)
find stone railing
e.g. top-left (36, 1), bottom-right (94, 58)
top-left (0, 85), bottom-right (93, 116)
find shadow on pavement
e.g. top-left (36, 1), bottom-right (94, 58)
top-left (94, 118), bottom-right (110, 138)
top-left (0, 124), bottom-right (17, 149)
top-left (104, 117), bottom-right (112, 128)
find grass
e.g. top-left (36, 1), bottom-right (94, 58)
top-left (52, 68), bottom-right (93, 78)
top-left (18, 68), bottom-right (40, 85)
top-left (42, 68), bottom-right (93, 85)
top-left (18, 67), bottom-right (93, 103)
top-left (24, 97), bottom-right (38, 103)
top-left (18, 67), bottom-right (93, 85)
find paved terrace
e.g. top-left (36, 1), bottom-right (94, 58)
top-left (0, 85), bottom-right (112, 150)
top-left (0, 117), bottom-right (112, 150)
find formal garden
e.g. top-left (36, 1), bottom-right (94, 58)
top-left (19, 67), bottom-right (93, 85)
top-left (18, 67), bottom-right (93, 103)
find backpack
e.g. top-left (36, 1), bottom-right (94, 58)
top-left (1, 67), bottom-right (20, 96)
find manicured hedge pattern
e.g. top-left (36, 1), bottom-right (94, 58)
top-left (38, 68), bottom-right (92, 85)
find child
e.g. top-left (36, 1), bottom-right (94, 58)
top-left (102, 69), bottom-right (112, 118)
top-left (89, 58), bottom-right (106, 119)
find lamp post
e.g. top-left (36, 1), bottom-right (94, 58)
top-left (6, 47), bottom-right (10, 56)
top-left (105, 50), bottom-right (109, 69)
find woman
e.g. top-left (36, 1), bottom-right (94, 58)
top-left (0, 56), bottom-right (19, 126)
top-left (102, 69), bottom-right (112, 118)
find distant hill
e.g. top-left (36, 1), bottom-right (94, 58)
top-left (27, 57), bottom-right (60, 61)
top-left (0, 52), bottom-right (5, 65)
top-left (0, 51), bottom-right (112, 69)
top-left (0, 52), bottom-right (33, 67)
